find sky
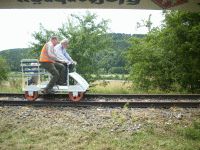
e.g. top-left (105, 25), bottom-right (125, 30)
top-left (0, 9), bottom-right (164, 51)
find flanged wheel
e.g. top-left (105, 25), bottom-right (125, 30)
top-left (68, 92), bottom-right (84, 102)
top-left (25, 91), bottom-right (39, 101)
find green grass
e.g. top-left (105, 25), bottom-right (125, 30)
top-left (0, 105), bottom-right (200, 150)
top-left (0, 119), bottom-right (200, 150)
top-left (91, 74), bottom-right (129, 80)
top-left (89, 80), bottom-right (185, 94)
top-left (0, 73), bottom-right (194, 94)
top-left (179, 120), bottom-right (200, 141)
top-left (0, 77), bottom-right (135, 94)
top-left (0, 78), bottom-right (22, 93)
top-left (89, 80), bottom-right (134, 94)
top-left (0, 72), bottom-right (22, 93)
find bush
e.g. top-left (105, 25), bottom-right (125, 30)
top-left (0, 57), bottom-right (9, 83)
top-left (126, 11), bottom-right (200, 93)
top-left (109, 67), bottom-right (127, 74)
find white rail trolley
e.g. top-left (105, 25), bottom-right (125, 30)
top-left (21, 59), bottom-right (89, 101)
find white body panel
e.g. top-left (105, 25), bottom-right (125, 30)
top-left (21, 59), bottom-right (89, 94)
top-left (69, 72), bottom-right (89, 91)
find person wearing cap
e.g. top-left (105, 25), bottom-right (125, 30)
top-left (53, 38), bottom-right (77, 83)
top-left (39, 36), bottom-right (66, 94)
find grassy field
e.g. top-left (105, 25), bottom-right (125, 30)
top-left (0, 107), bottom-right (200, 150)
top-left (0, 78), bottom-right (134, 94)
top-left (0, 73), bottom-right (194, 94)
top-left (0, 74), bottom-right (200, 149)
top-left (0, 78), bottom-right (22, 93)
top-left (89, 80), bottom-right (134, 94)
top-left (0, 79), bottom-right (193, 94)
top-left (0, 72), bottom-right (133, 94)
top-left (0, 72), bottom-right (134, 94)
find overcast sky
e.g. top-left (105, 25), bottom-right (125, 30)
top-left (0, 9), bottom-right (164, 51)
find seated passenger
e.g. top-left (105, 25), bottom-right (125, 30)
top-left (39, 36), bottom-right (66, 94)
top-left (53, 39), bottom-right (77, 83)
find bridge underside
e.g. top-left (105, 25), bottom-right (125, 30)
top-left (0, 0), bottom-right (199, 12)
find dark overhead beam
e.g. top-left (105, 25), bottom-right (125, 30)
top-left (0, 0), bottom-right (199, 12)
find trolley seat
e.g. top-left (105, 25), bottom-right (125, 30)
top-left (21, 59), bottom-right (50, 91)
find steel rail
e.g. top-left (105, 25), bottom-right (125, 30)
top-left (0, 93), bottom-right (200, 99)
top-left (0, 100), bottom-right (199, 108)
top-left (84, 94), bottom-right (200, 99)
top-left (0, 93), bottom-right (200, 108)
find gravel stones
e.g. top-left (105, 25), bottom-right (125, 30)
top-left (0, 106), bottom-right (200, 134)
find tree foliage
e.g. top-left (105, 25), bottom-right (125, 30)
top-left (58, 12), bottom-right (112, 80)
top-left (97, 33), bottom-right (133, 74)
top-left (30, 12), bottom-right (111, 82)
top-left (126, 11), bottom-right (200, 93)
top-left (31, 24), bottom-right (59, 58)
top-left (0, 57), bottom-right (9, 83)
top-left (0, 33), bottom-right (139, 74)
top-left (0, 48), bottom-right (32, 71)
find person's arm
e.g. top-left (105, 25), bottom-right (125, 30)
top-left (63, 50), bottom-right (74, 63)
top-left (46, 42), bottom-right (56, 60)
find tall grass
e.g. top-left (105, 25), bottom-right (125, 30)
top-left (0, 73), bottom-right (190, 94)
top-left (0, 77), bottom-right (22, 93)
top-left (89, 80), bottom-right (182, 94)
top-left (90, 80), bottom-right (134, 94)
top-left (180, 120), bottom-right (200, 140)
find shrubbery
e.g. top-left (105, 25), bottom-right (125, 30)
top-left (126, 11), bottom-right (200, 93)
top-left (0, 57), bottom-right (9, 83)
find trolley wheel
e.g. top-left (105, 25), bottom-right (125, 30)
top-left (25, 91), bottom-right (39, 101)
top-left (68, 92), bottom-right (84, 102)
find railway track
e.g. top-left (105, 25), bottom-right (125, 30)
top-left (1, 93), bottom-right (200, 99)
top-left (0, 93), bottom-right (200, 108)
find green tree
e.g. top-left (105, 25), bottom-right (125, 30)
top-left (163, 11), bottom-right (200, 92)
top-left (0, 57), bottom-right (9, 83)
top-left (126, 11), bottom-right (200, 93)
top-left (58, 12), bottom-right (112, 81)
top-left (30, 12), bottom-right (111, 82)
top-left (31, 24), bottom-right (59, 58)
top-left (0, 48), bottom-right (32, 71)
top-left (97, 33), bottom-right (133, 74)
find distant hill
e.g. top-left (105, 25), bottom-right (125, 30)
top-left (0, 33), bottom-right (145, 72)
top-left (0, 48), bottom-right (35, 71)
top-left (103, 33), bottom-right (145, 73)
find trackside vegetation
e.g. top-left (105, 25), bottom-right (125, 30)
top-left (0, 107), bottom-right (200, 150)
top-left (126, 11), bottom-right (200, 93)
top-left (0, 10), bottom-right (199, 150)
top-left (0, 57), bottom-right (9, 84)
top-left (31, 11), bottom-right (112, 82)
top-left (0, 10), bottom-right (199, 94)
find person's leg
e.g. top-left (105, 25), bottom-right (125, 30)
top-left (63, 63), bottom-right (68, 83)
top-left (54, 62), bottom-right (66, 85)
top-left (68, 64), bottom-right (76, 85)
top-left (69, 64), bottom-right (75, 72)
top-left (40, 62), bottom-right (59, 91)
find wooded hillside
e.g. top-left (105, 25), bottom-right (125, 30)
top-left (0, 33), bottom-right (144, 72)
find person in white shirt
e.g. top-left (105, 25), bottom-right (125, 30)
top-left (53, 39), bottom-right (77, 83)
top-left (53, 39), bottom-right (75, 64)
